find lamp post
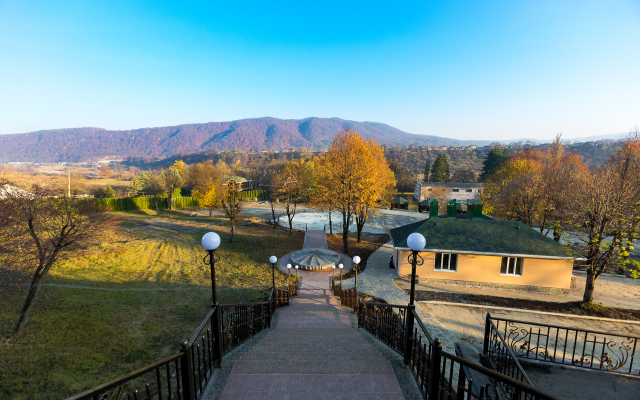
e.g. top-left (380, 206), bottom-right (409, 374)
top-left (201, 232), bottom-right (221, 306)
top-left (406, 233), bottom-right (426, 305)
top-left (295, 264), bottom-right (299, 280)
top-left (269, 255), bottom-right (278, 291)
top-left (404, 232), bottom-right (426, 368)
top-left (287, 263), bottom-right (292, 283)
top-left (352, 256), bottom-right (361, 288)
top-left (332, 264), bottom-right (336, 279)
top-left (339, 263), bottom-right (344, 287)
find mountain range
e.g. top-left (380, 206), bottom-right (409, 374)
top-left (0, 117), bottom-right (625, 163)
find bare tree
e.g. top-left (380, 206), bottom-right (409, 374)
top-left (0, 180), bottom-right (117, 337)
top-left (569, 140), bottom-right (640, 303)
top-left (220, 180), bottom-right (242, 242)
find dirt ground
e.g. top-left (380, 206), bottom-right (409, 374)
top-left (395, 273), bottom-right (640, 310)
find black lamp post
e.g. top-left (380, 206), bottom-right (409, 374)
top-left (201, 232), bottom-right (221, 306)
top-left (287, 263), bottom-right (292, 283)
top-left (269, 255), bottom-right (278, 291)
top-left (404, 232), bottom-right (426, 368)
top-left (339, 263), bottom-right (344, 287)
top-left (295, 264), bottom-right (299, 280)
top-left (352, 256), bottom-right (361, 288)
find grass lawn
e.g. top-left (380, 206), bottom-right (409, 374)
top-left (0, 210), bottom-right (303, 399)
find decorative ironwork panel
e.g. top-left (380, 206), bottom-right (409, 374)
top-left (489, 316), bottom-right (640, 376)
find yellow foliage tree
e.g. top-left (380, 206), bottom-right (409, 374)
top-left (314, 129), bottom-right (396, 253)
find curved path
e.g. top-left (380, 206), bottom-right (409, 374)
top-left (220, 263), bottom-right (403, 399)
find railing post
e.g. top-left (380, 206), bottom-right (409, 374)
top-left (404, 305), bottom-right (416, 368)
top-left (180, 340), bottom-right (195, 400)
top-left (483, 312), bottom-right (491, 356)
top-left (213, 304), bottom-right (223, 368)
top-left (427, 338), bottom-right (442, 400)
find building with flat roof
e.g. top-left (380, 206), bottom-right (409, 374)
top-left (414, 181), bottom-right (485, 201)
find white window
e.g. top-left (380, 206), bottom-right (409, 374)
top-left (500, 257), bottom-right (524, 276)
top-left (435, 253), bottom-right (458, 271)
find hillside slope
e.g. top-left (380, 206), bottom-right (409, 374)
top-left (0, 117), bottom-right (490, 162)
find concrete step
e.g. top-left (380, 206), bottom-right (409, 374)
top-left (220, 374), bottom-right (404, 400)
top-left (230, 359), bottom-right (395, 375)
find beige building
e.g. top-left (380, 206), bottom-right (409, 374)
top-left (389, 204), bottom-right (573, 293)
top-left (414, 181), bottom-right (485, 202)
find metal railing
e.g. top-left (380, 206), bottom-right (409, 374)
top-left (487, 315), bottom-right (640, 376)
top-left (356, 302), bottom-right (557, 400)
top-left (68, 282), bottom-right (299, 400)
top-left (358, 302), bottom-right (409, 355)
top-left (483, 313), bottom-right (534, 387)
top-left (437, 345), bottom-right (557, 400)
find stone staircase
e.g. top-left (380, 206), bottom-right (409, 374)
top-left (219, 273), bottom-right (404, 399)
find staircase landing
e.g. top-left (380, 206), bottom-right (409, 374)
top-left (220, 270), bottom-right (403, 399)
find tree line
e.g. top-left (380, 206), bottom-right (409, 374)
top-left (481, 134), bottom-right (640, 303)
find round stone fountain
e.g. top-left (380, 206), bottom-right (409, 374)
top-left (289, 248), bottom-right (341, 270)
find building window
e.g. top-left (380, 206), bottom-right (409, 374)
top-left (500, 257), bottom-right (523, 276)
top-left (428, 188), bottom-right (432, 191)
top-left (452, 189), bottom-right (460, 193)
top-left (466, 189), bottom-right (472, 193)
top-left (435, 253), bottom-right (458, 271)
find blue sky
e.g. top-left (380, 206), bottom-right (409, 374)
top-left (0, 1), bottom-right (638, 140)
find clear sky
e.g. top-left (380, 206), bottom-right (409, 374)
top-left (0, 1), bottom-right (638, 140)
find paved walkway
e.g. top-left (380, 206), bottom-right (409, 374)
top-left (220, 267), bottom-right (404, 399)
top-left (340, 241), bottom-right (459, 353)
top-left (303, 229), bottom-right (328, 249)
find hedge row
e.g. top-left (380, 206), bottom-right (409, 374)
top-left (239, 189), bottom-right (270, 200)
top-left (96, 196), bottom-right (197, 211)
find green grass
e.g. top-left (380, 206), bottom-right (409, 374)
top-left (0, 211), bottom-right (304, 399)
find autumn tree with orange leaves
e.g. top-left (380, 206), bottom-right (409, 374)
top-left (314, 130), bottom-right (395, 253)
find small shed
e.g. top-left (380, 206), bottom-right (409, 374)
top-left (416, 199), bottom-right (431, 213)
top-left (390, 197), bottom-right (410, 210)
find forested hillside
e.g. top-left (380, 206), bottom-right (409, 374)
top-left (0, 117), bottom-right (492, 163)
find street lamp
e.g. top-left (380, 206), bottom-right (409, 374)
top-left (269, 255), bottom-right (278, 291)
top-left (352, 255), bottom-right (361, 288)
top-left (295, 264), bottom-right (299, 280)
top-left (339, 263), bottom-right (344, 287)
top-left (332, 264), bottom-right (336, 279)
top-left (201, 232), bottom-right (221, 305)
top-left (404, 232), bottom-right (425, 368)
top-left (287, 263), bottom-right (292, 283)
top-left (406, 232), bottom-right (426, 305)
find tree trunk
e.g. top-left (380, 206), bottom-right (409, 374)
top-left (357, 223), bottom-right (363, 242)
top-left (12, 273), bottom-right (44, 337)
top-left (209, 207), bottom-right (212, 217)
top-left (155, 197), bottom-right (160, 215)
top-left (342, 212), bottom-right (349, 253)
top-left (168, 192), bottom-right (173, 211)
top-left (329, 210), bottom-right (332, 235)
top-left (553, 226), bottom-right (562, 242)
top-left (288, 214), bottom-right (293, 235)
top-left (271, 206), bottom-right (277, 229)
top-left (230, 221), bottom-right (236, 243)
top-left (583, 270), bottom-right (596, 303)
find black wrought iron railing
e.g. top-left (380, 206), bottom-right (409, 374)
top-left (437, 344), bottom-right (557, 400)
top-left (356, 302), bottom-right (557, 400)
top-left (487, 315), bottom-right (640, 376)
top-left (358, 302), bottom-right (409, 355)
top-left (331, 278), bottom-right (342, 297)
top-left (68, 283), bottom-right (299, 400)
top-left (483, 313), bottom-right (533, 387)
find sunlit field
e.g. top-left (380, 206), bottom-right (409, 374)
top-left (0, 210), bottom-right (303, 399)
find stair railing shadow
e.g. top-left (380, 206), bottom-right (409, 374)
top-left (67, 279), bottom-right (300, 400)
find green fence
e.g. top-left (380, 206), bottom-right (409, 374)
top-left (96, 196), bottom-right (198, 211)
top-left (239, 189), bottom-right (270, 201)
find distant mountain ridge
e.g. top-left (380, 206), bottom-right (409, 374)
top-left (0, 117), bottom-right (626, 163)
top-left (0, 117), bottom-right (493, 162)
